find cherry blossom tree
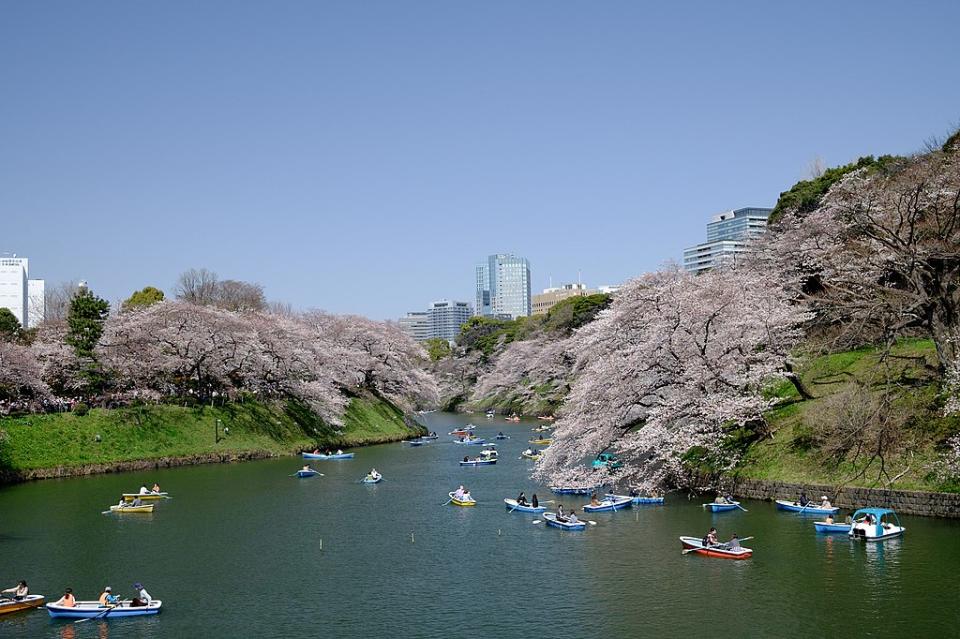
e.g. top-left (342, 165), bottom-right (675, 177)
top-left (533, 266), bottom-right (810, 492)
top-left (0, 341), bottom-right (53, 410)
top-left (469, 335), bottom-right (576, 412)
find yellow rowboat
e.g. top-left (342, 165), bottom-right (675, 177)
top-left (448, 491), bottom-right (476, 507)
top-left (528, 438), bottom-right (551, 445)
top-left (0, 595), bottom-right (45, 616)
top-left (122, 492), bottom-right (168, 501)
top-left (522, 451), bottom-right (542, 461)
top-left (109, 504), bottom-right (155, 513)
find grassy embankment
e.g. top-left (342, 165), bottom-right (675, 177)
top-left (0, 392), bottom-right (421, 475)
top-left (735, 339), bottom-right (960, 492)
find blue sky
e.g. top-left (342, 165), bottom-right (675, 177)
top-left (3, 1), bottom-right (958, 319)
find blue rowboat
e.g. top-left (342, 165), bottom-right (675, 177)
top-left (584, 495), bottom-right (632, 512)
top-left (420, 434), bottom-right (439, 440)
top-left (47, 600), bottom-right (163, 618)
top-left (702, 502), bottom-right (740, 512)
top-left (405, 440), bottom-right (426, 446)
top-left (550, 486), bottom-right (598, 495)
top-left (606, 493), bottom-right (664, 505)
top-left (459, 459), bottom-right (497, 466)
top-left (296, 469), bottom-right (321, 478)
top-left (303, 452), bottom-right (355, 460)
top-left (543, 512), bottom-right (586, 531)
top-left (361, 475), bottom-right (382, 484)
top-left (775, 499), bottom-right (839, 515)
top-left (504, 498), bottom-right (546, 513)
top-left (454, 438), bottom-right (486, 445)
top-left (814, 521), bottom-right (850, 533)
top-left (495, 435), bottom-right (509, 440)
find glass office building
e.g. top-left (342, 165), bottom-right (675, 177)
top-left (399, 300), bottom-right (473, 342)
top-left (683, 207), bottom-right (772, 274)
top-left (475, 254), bottom-right (532, 319)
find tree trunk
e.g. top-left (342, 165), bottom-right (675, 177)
top-left (784, 362), bottom-right (814, 400)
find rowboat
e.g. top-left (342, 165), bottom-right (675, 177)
top-left (503, 498), bottom-right (546, 513)
top-left (849, 508), bottom-right (905, 542)
top-left (46, 600), bottom-right (163, 618)
top-left (775, 499), bottom-right (839, 515)
top-left (603, 493), bottom-right (664, 505)
top-left (0, 595), bottom-right (45, 616)
top-left (543, 512), bottom-right (586, 531)
top-left (122, 492), bottom-right (168, 501)
top-left (454, 438), bottom-right (486, 445)
top-left (583, 495), bottom-right (632, 512)
top-left (531, 425), bottom-right (552, 433)
top-left (361, 475), bottom-right (382, 484)
top-left (592, 453), bottom-right (622, 470)
top-left (459, 458), bottom-right (496, 466)
top-left (495, 434), bottom-right (509, 440)
top-left (296, 469), bottom-right (321, 478)
top-left (521, 451), bottom-right (542, 461)
top-left (679, 536), bottom-right (752, 560)
top-left (702, 501), bottom-right (740, 512)
top-left (448, 491), bottom-right (476, 507)
top-left (302, 452), bottom-right (355, 460)
top-left (420, 433), bottom-right (439, 440)
top-left (814, 521), bottom-right (851, 533)
top-left (404, 440), bottom-right (426, 446)
top-left (109, 504), bottom-right (154, 513)
top-left (528, 438), bottom-right (551, 445)
top-left (551, 486), bottom-right (598, 495)
top-left (505, 416), bottom-right (521, 422)
top-left (448, 426), bottom-right (477, 436)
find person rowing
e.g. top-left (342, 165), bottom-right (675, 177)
top-left (139, 485), bottom-right (150, 495)
top-left (302, 465), bottom-right (312, 472)
top-left (369, 468), bottom-right (381, 480)
top-left (556, 504), bottom-right (566, 522)
top-left (722, 534), bottom-right (742, 550)
top-left (98, 586), bottom-right (119, 606)
top-left (703, 527), bottom-right (719, 547)
top-left (590, 493), bottom-right (600, 506)
top-left (798, 490), bottom-right (809, 507)
top-left (567, 510), bottom-right (580, 524)
top-left (453, 485), bottom-right (465, 500)
top-left (151, 483), bottom-right (161, 494)
top-left (1, 580), bottom-right (28, 600)
top-left (516, 491), bottom-right (528, 506)
top-left (462, 488), bottom-right (472, 502)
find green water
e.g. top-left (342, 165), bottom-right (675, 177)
top-left (1, 412), bottom-right (959, 638)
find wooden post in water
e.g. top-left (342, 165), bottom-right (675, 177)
top-left (410, 532), bottom-right (415, 543)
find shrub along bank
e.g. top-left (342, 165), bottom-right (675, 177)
top-left (0, 392), bottom-right (423, 481)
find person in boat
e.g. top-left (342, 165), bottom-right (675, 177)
top-left (463, 455), bottom-right (470, 462)
top-left (567, 510), bottom-right (579, 524)
top-left (336, 449), bottom-right (344, 455)
top-left (370, 468), bottom-right (381, 480)
top-left (131, 582), bottom-right (152, 607)
top-left (151, 483), bottom-right (161, 494)
top-left (139, 485), bottom-right (149, 495)
top-left (703, 527), bottom-right (719, 547)
top-left (590, 493), bottom-right (600, 506)
top-left (302, 465), bottom-right (311, 472)
top-left (556, 504), bottom-right (566, 521)
top-left (53, 588), bottom-right (76, 607)
top-left (725, 534), bottom-right (742, 550)
top-left (820, 495), bottom-right (832, 508)
top-left (714, 495), bottom-right (728, 505)
top-left (312, 448), bottom-right (320, 454)
top-left (824, 514), bottom-right (835, 525)
top-left (453, 485), bottom-right (465, 500)
top-left (99, 586), bottom-right (119, 606)
top-left (462, 489), bottom-right (472, 501)
top-left (629, 488), bottom-right (640, 498)
top-left (498, 432), bottom-right (505, 438)
top-left (798, 491), bottom-right (809, 507)
top-left (516, 491), bottom-right (528, 506)
top-left (1, 580), bottom-right (28, 600)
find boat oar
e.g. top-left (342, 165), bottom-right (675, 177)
top-left (797, 503), bottom-right (810, 514)
top-left (735, 503), bottom-right (749, 512)
top-left (75, 601), bottom-right (124, 624)
top-left (531, 519), bottom-right (543, 524)
top-left (441, 498), bottom-right (453, 507)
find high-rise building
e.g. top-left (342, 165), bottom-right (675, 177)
top-left (475, 254), bottom-right (531, 319)
top-left (683, 207), bottom-right (772, 274)
top-left (532, 283), bottom-right (595, 315)
top-left (399, 311), bottom-right (431, 342)
top-left (0, 255), bottom-right (44, 328)
top-left (429, 300), bottom-right (472, 341)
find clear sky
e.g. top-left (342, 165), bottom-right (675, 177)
top-left (3, 2), bottom-right (958, 319)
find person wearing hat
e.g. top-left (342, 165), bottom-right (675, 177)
top-left (98, 586), bottom-right (119, 606)
top-left (820, 495), bottom-right (832, 508)
top-left (131, 582), bottom-right (152, 607)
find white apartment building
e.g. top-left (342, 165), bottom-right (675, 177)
top-left (0, 255), bottom-right (45, 328)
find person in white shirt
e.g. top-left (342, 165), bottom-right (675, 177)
top-left (131, 582), bottom-right (152, 607)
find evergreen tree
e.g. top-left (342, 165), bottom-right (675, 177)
top-left (0, 308), bottom-right (21, 341)
top-left (66, 288), bottom-right (110, 359)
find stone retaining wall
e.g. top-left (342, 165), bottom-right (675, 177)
top-left (728, 477), bottom-right (960, 518)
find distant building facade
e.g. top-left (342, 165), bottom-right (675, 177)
top-left (400, 300), bottom-right (473, 342)
top-left (475, 254), bottom-right (531, 319)
top-left (532, 283), bottom-right (595, 315)
top-left (683, 207), bottom-right (772, 274)
top-left (0, 255), bottom-right (44, 328)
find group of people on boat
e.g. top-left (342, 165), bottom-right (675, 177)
top-left (118, 496), bottom-right (144, 508)
top-left (367, 468), bottom-right (381, 481)
top-left (796, 491), bottom-right (832, 509)
top-left (554, 504), bottom-right (579, 524)
top-left (48, 582), bottom-right (153, 608)
top-left (139, 483), bottom-right (162, 495)
top-left (702, 527), bottom-right (742, 550)
top-left (452, 485), bottom-right (472, 501)
top-left (714, 494), bottom-right (735, 505)
top-left (515, 491), bottom-right (540, 508)
top-left (311, 448), bottom-right (345, 455)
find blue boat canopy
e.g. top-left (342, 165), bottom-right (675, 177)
top-left (852, 508), bottom-right (896, 518)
